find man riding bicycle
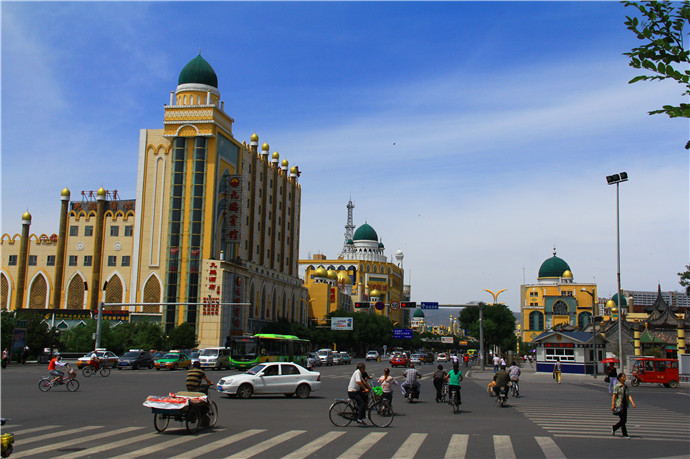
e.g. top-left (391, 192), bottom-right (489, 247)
top-left (493, 365), bottom-right (510, 397)
top-left (508, 361), bottom-right (521, 395)
top-left (186, 361), bottom-right (213, 392)
top-left (48, 353), bottom-right (68, 383)
top-left (401, 364), bottom-right (422, 397)
top-left (347, 363), bottom-right (370, 425)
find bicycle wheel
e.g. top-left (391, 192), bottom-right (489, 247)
top-left (368, 401), bottom-right (394, 427)
top-left (205, 401), bottom-right (218, 427)
top-left (329, 401), bottom-right (354, 427)
top-left (66, 379), bottom-right (80, 392)
top-left (100, 367), bottom-right (111, 377)
top-left (153, 414), bottom-right (169, 432)
top-left (38, 379), bottom-right (52, 392)
top-left (450, 391), bottom-right (459, 414)
top-left (82, 367), bottom-right (93, 377)
top-left (185, 406), bottom-right (201, 433)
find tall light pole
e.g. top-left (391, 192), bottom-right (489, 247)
top-left (607, 172), bottom-right (628, 373)
top-left (581, 287), bottom-right (598, 378)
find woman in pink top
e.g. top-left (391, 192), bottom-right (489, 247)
top-left (378, 368), bottom-right (397, 407)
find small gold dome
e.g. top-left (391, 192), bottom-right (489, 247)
top-left (251, 133), bottom-right (259, 142)
top-left (262, 142), bottom-right (269, 151)
top-left (338, 273), bottom-right (352, 285)
top-left (97, 187), bottom-right (106, 197)
top-left (370, 289), bottom-right (381, 298)
top-left (22, 211), bottom-right (32, 221)
top-left (281, 159), bottom-right (289, 167)
top-left (606, 299), bottom-right (616, 312)
top-left (313, 267), bottom-right (328, 278)
top-left (562, 270), bottom-right (573, 278)
top-left (290, 166), bottom-right (298, 174)
top-left (272, 151), bottom-right (279, 160)
top-left (61, 187), bottom-right (71, 197)
top-left (326, 269), bottom-right (338, 280)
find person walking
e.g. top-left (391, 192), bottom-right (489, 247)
top-left (611, 372), bottom-right (636, 438)
top-left (432, 365), bottom-right (447, 403)
top-left (1, 348), bottom-right (8, 369)
top-left (492, 354), bottom-right (500, 373)
top-left (553, 357), bottom-right (562, 384)
top-left (606, 362), bottom-right (618, 394)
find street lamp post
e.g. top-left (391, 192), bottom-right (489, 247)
top-left (607, 172), bottom-right (628, 374)
top-left (581, 287), bottom-right (598, 377)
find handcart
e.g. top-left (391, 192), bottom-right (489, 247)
top-left (143, 391), bottom-right (218, 433)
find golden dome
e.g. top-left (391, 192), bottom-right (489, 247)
top-left (338, 272), bottom-right (352, 284)
top-left (250, 133), bottom-right (259, 142)
top-left (281, 159), bottom-right (289, 167)
top-left (272, 151), bottom-right (280, 160)
top-left (290, 166), bottom-right (298, 174)
top-left (61, 187), bottom-right (71, 197)
top-left (606, 299), bottom-right (616, 312)
top-left (22, 211), bottom-right (32, 221)
top-left (313, 267), bottom-right (328, 278)
top-left (562, 270), bottom-right (573, 278)
top-left (326, 269), bottom-right (338, 280)
top-left (370, 289), bottom-right (380, 298)
top-left (97, 187), bottom-right (106, 197)
top-left (262, 142), bottom-right (269, 151)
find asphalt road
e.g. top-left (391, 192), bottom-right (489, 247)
top-left (1, 359), bottom-right (688, 458)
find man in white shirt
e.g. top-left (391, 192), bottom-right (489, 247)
top-left (493, 355), bottom-right (500, 373)
top-left (348, 363), bottom-right (369, 424)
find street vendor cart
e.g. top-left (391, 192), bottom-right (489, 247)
top-left (143, 391), bottom-right (218, 433)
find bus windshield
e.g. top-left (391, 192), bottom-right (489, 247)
top-left (230, 338), bottom-right (258, 359)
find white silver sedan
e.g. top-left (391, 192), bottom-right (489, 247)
top-left (216, 362), bottom-right (321, 399)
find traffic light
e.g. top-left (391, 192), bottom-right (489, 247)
top-left (355, 302), bottom-right (370, 309)
top-left (401, 301), bottom-right (417, 308)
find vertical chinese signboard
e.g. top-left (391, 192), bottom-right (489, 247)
top-left (224, 272), bottom-right (245, 332)
top-left (222, 175), bottom-right (243, 244)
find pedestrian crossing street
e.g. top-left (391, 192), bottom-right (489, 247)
top-left (8, 423), bottom-right (570, 459)
top-left (513, 401), bottom-right (690, 442)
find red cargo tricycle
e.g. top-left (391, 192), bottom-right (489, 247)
top-left (143, 388), bottom-right (218, 433)
top-left (631, 357), bottom-right (679, 388)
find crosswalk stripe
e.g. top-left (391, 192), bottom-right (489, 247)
top-left (535, 436), bottom-right (566, 459)
top-left (16, 426), bottom-right (140, 457)
top-left (493, 435), bottom-right (516, 459)
top-left (392, 433), bottom-right (427, 459)
top-left (225, 430), bottom-right (306, 459)
top-left (282, 430), bottom-right (346, 459)
top-left (53, 431), bottom-right (157, 458)
top-left (118, 429), bottom-right (222, 459)
top-left (337, 431), bottom-right (387, 459)
top-left (8, 425), bottom-right (60, 436)
top-left (444, 433), bottom-right (469, 459)
top-left (16, 425), bottom-right (101, 446)
top-left (174, 429), bottom-right (265, 459)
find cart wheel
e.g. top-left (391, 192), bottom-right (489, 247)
top-left (668, 379), bottom-right (678, 389)
top-left (186, 406), bottom-right (201, 433)
top-left (205, 401), bottom-right (218, 427)
top-left (66, 379), bottom-right (80, 392)
top-left (630, 378), bottom-right (640, 387)
top-left (154, 414), bottom-right (169, 432)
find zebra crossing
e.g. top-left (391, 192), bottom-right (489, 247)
top-left (513, 402), bottom-right (690, 442)
top-left (7, 423), bottom-right (570, 459)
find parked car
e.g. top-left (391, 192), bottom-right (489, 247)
top-left (76, 349), bottom-right (119, 369)
top-left (437, 353), bottom-right (449, 362)
top-left (117, 350), bottom-right (153, 370)
top-left (390, 354), bottom-right (408, 368)
top-left (332, 352), bottom-right (343, 365)
top-left (317, 349), bottom-right (334, 366)
top-left (216, 362), bottom-right (321, 399)
top-left (365, 350), bottom-right (380, 361)
top-left (154, 352), bottom-right (191, 371)
top-left (409, 353), bottom-right (423, 365)
top-left (339, 352), bottom-right (352, 365)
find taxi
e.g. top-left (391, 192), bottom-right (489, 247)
top-left (154, 351), bottom-right (191, 371)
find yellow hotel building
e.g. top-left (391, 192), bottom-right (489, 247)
top-left (1, 54), bottom-right (308, 347)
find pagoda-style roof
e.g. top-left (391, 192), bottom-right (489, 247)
top-left (639, 327), bottom-right (677, 345)
top-left (645, 286), bottom-right (680, 328)
top-left (643, 285), bottom-right (679, 314)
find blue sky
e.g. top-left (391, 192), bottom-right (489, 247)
top-left (2, 1), bottom-right (688, 313)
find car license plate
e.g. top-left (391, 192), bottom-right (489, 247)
top-left (217, 385), bottom-right (223, 392)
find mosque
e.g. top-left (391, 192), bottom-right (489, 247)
top-left (1, 53), bottom-right (308, 347)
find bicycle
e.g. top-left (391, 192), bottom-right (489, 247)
top-left (439, 382), bottom-right (448, 403)
top-left (510, 380), bottom-right (519, 398)
top-left (328, 388), bottom-right (394, 428)
top-left (449, 386), bottom-right (461, 414)
top-left (150, 384), bottom-right (218, 434)
top-left (39, 368), bottom-right (79, 392)
top-left (82, 361), bottom-right (110, 378)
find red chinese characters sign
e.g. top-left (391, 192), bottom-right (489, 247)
top-left (223, 175), bottom-right (243, 244)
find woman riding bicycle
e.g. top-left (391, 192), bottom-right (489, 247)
top-left (446, 361), bottom-right (463, 406)
top-left (48, 353), bottom-right (68, 383)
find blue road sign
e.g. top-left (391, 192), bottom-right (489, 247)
top-left (421, 302), bottom-right (439, 310)
top-left (374, 301), bottom-right (385, 310)
top-left (393, 329), bottom-right (413, 339)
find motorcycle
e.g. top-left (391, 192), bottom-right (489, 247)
top-left (402, 383), bottom-right (421, 403)
top-left (496, 386), bottom-right (508, 407)
top-left (1, 418), bottom-right (14, 457)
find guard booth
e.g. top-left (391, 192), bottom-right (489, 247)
top-left (532, 331), bottom-right (605, 375)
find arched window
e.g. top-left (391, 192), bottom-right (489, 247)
top-left (142, 275), bottom-right (161, 313)
top-left (105, 276), bottom-right (123, 308)
top-left (529, 311), bottom-right (544, 331)
top-left (578, 312), bottom-right (592, 329)
top-left (553, 300), bottom-right (568, 315)
top-left (28, 274), bottom-right (48, 309)
top-left (66, 274), bottom-right (86, 308)
top-left (1, 273), bottom-right (9, 310)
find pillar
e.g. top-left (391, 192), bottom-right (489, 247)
top-left (634, 323), bottom-right (641, 356)
top-left (52, 188), bottom-right (70, 308)
top-left (89, 188), bottom-right (107, 309)
top-left (678, 320), bottom-right (686, 355)
top-left (14, 212), bottom-right (32, 309)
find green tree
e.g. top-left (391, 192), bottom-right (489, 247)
top-left (166, 322), bottom-right (198, 350)
top-left (458, 303), bottom-right (517, 354)
top-left (623, 1), bottom-right (690, 147)
top-left (260, 318), bottom-right (311, 340)
top-left (679, 264), bottom-right (690, 295)
top-left (1, 311), bottom-right (16, 352)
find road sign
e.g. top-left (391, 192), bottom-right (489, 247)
top-left (421, 302), bottom-right (439, 310)
top-left (374, 301), bottom-right (385, 311)
top-left (390, 301), bottom-right (400, 310)
top-left (401, 302), bottom-right (416, 308)
top-left (393, 328), bottom-right (413, 339)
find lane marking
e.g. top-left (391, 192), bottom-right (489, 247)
top-left (444, 433), bottom-right (469, 459)
top-left (225, 430), bottom-right (306, 459)
top-left (169, 429), bottom-right (265, 459)
top-left (392, 432), bottom-right (427, 459)
top-left (16, 425), bottom-right (101, 446)
top-left (54, 431), bottom-right (158, 458)
top-left (493, 434), bottom-right (516, 459)
top-left (535, 436), bottom-right (566, 459)
top-left (337, 431), bottom-right (387, 459)
top-left (282, 430), bottom-right (346, 459)
top-left (17, 426), bottom-right (140, 457)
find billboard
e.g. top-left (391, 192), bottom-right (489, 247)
top-left (331, 317), bottom-right (353, 331)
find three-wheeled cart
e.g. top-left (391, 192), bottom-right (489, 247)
top-left (143, 392), bottom-right (218, 433)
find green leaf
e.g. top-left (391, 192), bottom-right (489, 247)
top-left (628, 75), bottom-right (647, 83)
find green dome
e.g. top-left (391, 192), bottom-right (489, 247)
top-left (346, 239), bottom-right (354, 245)
top-left (178, 54), bottom-right (218, 88)
top-left (353, 223), bottom-right (378, 242)
top-left (612, 293), bottom-right (627, 308)
top-left (538, 254), bottom-right (571, 278)
top-left (413, 308), bottom-right (425, 318)
top-left (378, 242), bottom-right (384, 248)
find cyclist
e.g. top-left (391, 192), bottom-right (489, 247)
top-left (432, 364), bottom-right (446, 403)
top-left (347, 362), bottom-right (369, 424)
top-left (377, 367), bottom-right (397, 407)
top-left (186, 361), bottom-right (213, 392)
top-left (48, 353), bottom-right (67, 383)
top-left (492, 364), bottom-right (510, 397)
top-left (401, 363), bottom-right (422, 399)
top-left (508, 361), bottom-right (521, 396)
top-left (88, 351), bottom-right (102, 371)
top-left (446, 361), bottom-right (463, 406)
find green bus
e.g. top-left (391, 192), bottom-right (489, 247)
top-left (227, 334), bottom-right (310, 370)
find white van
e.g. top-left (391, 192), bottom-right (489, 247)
top-left (199, 347), bottom-right (231, 370)
top-left (317, 349), bottom-right (334, 366)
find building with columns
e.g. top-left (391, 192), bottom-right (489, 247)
top-left (1, 53), bottom-right (308, 347)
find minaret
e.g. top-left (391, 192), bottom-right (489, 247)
top-left (14, 211), bottom-right (32, 309)
top-left (342, 198), bottom-right (355, 254)
top-left (52, 188), bottom-right (71, 308)
top-left (89, 187), bottom-right (107, 309)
